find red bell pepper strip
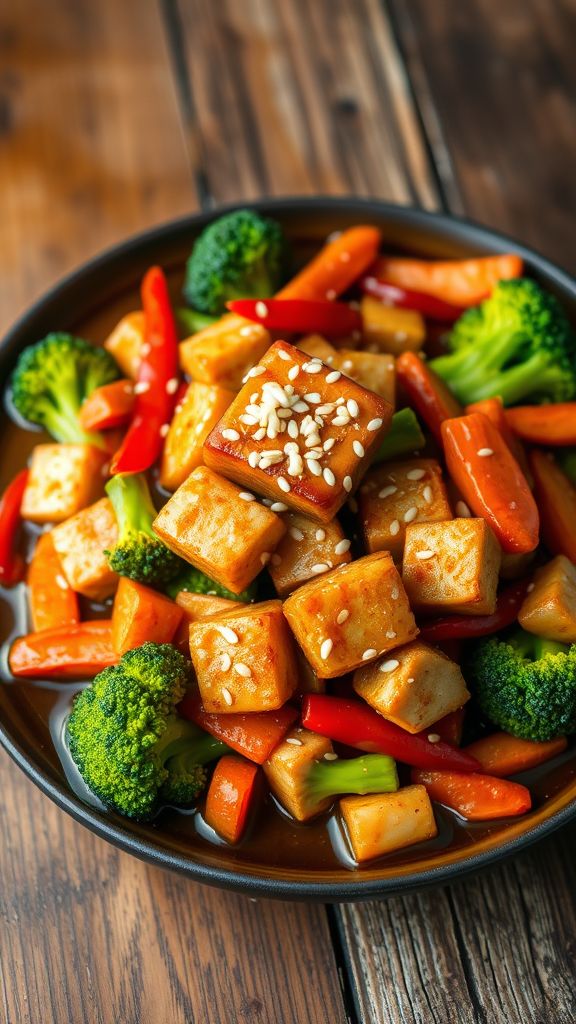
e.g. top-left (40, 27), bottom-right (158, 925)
top-left (395, 351), bottom-right (463, 442)
top-left (529, 449), bottom-right (576, 562)
top-left (204, 754), bottom-right (260, 844)
top-left (79, 380), bottom-right (135, 432)
top-left (411, 769), bottom-right (531, 820)
top-left (0, 469), bottom-right (29, 587)
top-left (301, 695), bottom-right (481, 773)
top-left (360, 272), bottom-right (466, 322)
top-left (226, 298), bottom-right (362, 337)
top-left (464, 732), bottom-right (568, 778)
top-left (418, 579), bottom-right (531, 642)
top-left (180, 696), bottom-right (298, 765)
top-left (9, 620), bottom-right (118, 679)
top-left (373, 253), bottom-right (523, 307)
top-left (504, 404), bottom-right (576, 447)
top-left (111, 266), bottom-right (179, 474)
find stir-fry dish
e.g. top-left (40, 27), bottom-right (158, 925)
top-left (1, 209), bottom-right (576, 868)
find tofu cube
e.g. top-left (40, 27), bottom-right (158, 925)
top-left (518, 555), bottom-right (576, 643)
top-left (160, 381), bottom-right (235, 491)
top-left (331, 349), bottom-right (396, 406)
top-left (263, 728), bottom-right (334, 821)
top-left (51, 497), bottom-right (119, 600)
top-left (353, 640), bottom-right (470, 734)
top-left (296, 335), bottom-right (338, 362)
top-left (189, 599), bottom-right (297, 713)
top-left (111, 578), bottom-right (183, 655)
top-left (283, 551), bottom-right (418, 678)
top-left (359, 459), bottom-right (452, 561)
top-left (172, 591), bottom-right (240, 655)
top-left (268, 512), bottom-right (352, 597)
top-left (179, 313), bottom-right (271, 391)
top-left (360, 296), bottom-right (425, 355)
top-left (340, 785), bottom-right (437, 862)
top-left (153, 466), bottom-right (286, 594)
top-left (103, 311), bottom-right (145, 379)
top-left (402, 518), bottom-right (501, 615)
top-left (21, 444), bottom-right (108, 524)
top-left (204, 340), bottom-right (392, 523)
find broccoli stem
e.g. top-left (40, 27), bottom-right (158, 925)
top-left (509, 629), bottom-right (570, 661)
top-left (306, 754), bottom-right (398, 801)
top-left (176, 308), bottom-right (218, 336)
top-left (431, 347), bottom-right (564, 406)
top-left (106, 473), bottom-right (157, 541)
top-left (167, 736), bottom-right (229, 774)
top-left (155, 716), bottom-right (227, 765)
top-left (373, 408), bottom-right (425, 464)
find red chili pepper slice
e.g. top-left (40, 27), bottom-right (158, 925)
top-left (418, 580), bottom-right (531, 642)
top-left (360, 272), bottom-right (467, 322)
top-left (111, 266), bottom-right (179, 474)
top-left (301, 695), bottom-right (481, 773)
top-left (0, 469), bottom-right (29, 587)
top-left (226, 298), bottom-right (362, 337)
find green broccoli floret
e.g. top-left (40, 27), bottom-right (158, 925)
top-left (305, 754), bottom-right (399, 803)
top-left (105, 473), bottom-right (182, 585)
top-left (67, 642), bottom-right (228, 819)
top-left (372, 408), bottom-right (425, 464)
top-left (429, 279), bottom-right (576, 406)
top-left (183, 209), bottom-right (288, 316)
top-left (10, 333), bottom-right (120, 446)
top-left (466, 628), bottom-right (576, 741)
top-left (164, 564), bottom-right (258, 603)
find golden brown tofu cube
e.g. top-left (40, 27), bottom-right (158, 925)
top-left (51, 497), bottom-right (118, 600)
top-left (179, 313), bottom-right (271, 391)
top-left (283, 551), bottom-right (418, 678)
top-left (160, 381), bottom-right (235, 491)
top-left (353, 640), bottom-right (470, 734)
top-left (518, 555), bottom-right (576, 643)
top-left (263, 728), bottom-right (334, 821)
top-left (331, 349), bottom-right (395, 406)
top-left (296, 335), bottom-right (338, 362)
top-left (153, 466), bottom-right (286, 595)
top-left (268, 512), bottom-right (352, 597)
top-left (403, 518), bottom-right (501, 616)
top-left (359, 459), bottom-right (452, 561)
top-left (360, 295), bottom-right (425, 355)
top-left (204, 340), bottom-right (392, 523)
top-left (21, 444), bottom-right (108, 524)
top-left (340, 786), bottom-right (437, 863)
top-left (103, 311), bottom-right (145, 379)
top-left (175, 591), bottom-right (240, 621)
top-left (189, 600), bottom-right (298, 713)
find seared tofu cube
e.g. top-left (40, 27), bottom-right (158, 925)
top-left (204, 340), bottom-right (392, 523)
top-left (21, 444), bottom-right (108, 524)
top-left (297, 335), bottom-right (338, 362)
top-left (153, 466), bottom-right (286, 594)
top-left (104, 311), bottom-right (145, 379)
top-left (360, 296), bottom-right (425, 355)
top-left (519, 555), bottom-right (576, 643)
top-left (402, 518), bottom-right (501, 615)
top-left (353, 640), bottom-right (470, 734)
top-left (189, 600), bottom-right (297, 713)
top-left (172, 591), bottom-right (240, 655)
top-left (340, 785), bottom-right (437, 862)
top-left (359, 459), bottom-right (452, 561)
top-left (331, 349), bottom-right (395, 406)
top-left (51, 497), bottom-right (118, 600)
top-left (263, 728), bottom-right (334, 821)
top-left (179, 313), bottom-right (271, 391)
top-left (283, 551), bottom-right (418, 678)
top-left (160, 381), bottom-right (235, 491)
top-left (268, 512), bottom-right (352, 597)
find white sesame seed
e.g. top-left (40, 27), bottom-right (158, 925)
top-left (326, 370), bottom-right (342, 383)
top-left (416, 549), bottom-right (436, 560)
top-left (216, 625), bottom-right (239, 644)
top-left (423, 486), bottom-right (433, 503)
top-left (286, 419), bottom-right (298, 439)
top-left (304, 450), bottom-right (322, 461)
top-left (159, 423), bottom-right (170, 438)
top-left (407, 677), bottom-right (415, 683)
top-left (320, 638), bottom-right (333, 660)
top-left (303, 362), bottom-right (323, 374)
top-left (323, 752), bottom-right (338, 761)
top-left (239, 491), bottom-right (256, 502)
top-left (380, 659), bottom-right (400, 673)
top-left (378, 485), bottom-right (398, 500)
top-left (260, 552), bottom-right (271, 565)
top-left (352, 441), bottom-right (364, 459)
top-left (340, 476), bottom-right (351, 493)
top-left (311, 563), bottom-right (330, 573)
top-left (308, 460), bottom-right (322, 476)
top-left (240, 324), bottom-right (258, 337)
top-left (456, 500), bottom-right (472, 518)
top-left (389, 519), bottom-right (400, 536)
top-left (391, 586), bottom-right (399, 600)
top-left (362, 648), bottom-right (377, 660)
top-left (386, 630), bottom-right (397, 639)
top-left (304, 393), bottom-right (321, 404)
top-left (427, 733), bottom-right (441, 744)
top-left (347, 399), bottom-right (359, 418)
top-left (332, 415), bottom-right (350, 427)
top-left (477, 448), bottom-right (494, 457)
top-left (323, 467), bottom-right (336, 486)
top-left (342, 360), bottom-right (354, 372)
top-left (289, 526), bottom-right (304, 541)
top-left (255, 301), bottom-right (268, 318)
top-left (336, 609), bottom-right (349, 625)
top-left (55, 574), bottom-right (69, 591)
top-left (234, 663), bottom-right (252, 678)
top-left (287, 364), bottom-right (300, 381)
top-left (277, 477), bottom-right (291, 493)
top-left (407, 468), bottom-right (426, 480)
top-left (285, 737), bottom-right (303, 746)
top-left (315, 529), bottom-right (326, 541)
top-left (220, 652), bottom-right (232, 672)
top-left (367, 418), bottom-right (383, 432)
top-left (133, 380), bottom-right (150, 395)
top-left (271, 501), bottom-right (288, 512)
top-left (222, 687), bottom-right (233, 706)
top-left (247, 365), bottom-right (266, 378)
top-left (293, 401), bottom-right (310, 413)
top-left (323, 438), bottom-right (336, 451)
top-left (166, 377), bottom-right (179, 395)
top-left (404, 507), bottom-right (418, 523)
top-left (248, 452), bottom-right (259, 468)
top-left (240, 414), bottom-right (258, 426)
top-left (253, 428), bottom-right (266, 441)
top-left (335, 539), bottom-right (351, 555)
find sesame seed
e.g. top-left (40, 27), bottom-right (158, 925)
top-left (407, 468), bottom-right (425, 480)
top-left (286, 419), bottom-right (299, 439)
top-left (304, 450), bottom-right (322, 460)
top-left (308, 460), bottom-right (322, 477)
top-left (271, 501), bottom-right (288, 512)
top-left (248, 452), bottom-right (259, 468)
top-left (416, 549), bottom-right (436, 560)
top-left (240, 414), bottom-right (258, 426)
top-left (315, 529), bottom-right (326, 541)
top-left (527, 582), bottom-right (535, 592)
top-left (133, 380), bottom-right (150, 395)
top-left (289, 526), bottom-right (304, 541)
top-left (234, 663), bottom-right (252, 678)
top-left (323, 438), bottom-right (336, 451)
top-left (362, 648), bottom-right (377, 660)
top-left (166, 377), bottom-right (179, 394)
top-left (240, 324), bottom-right (258, 337)
top-left (55, 574), bottom-right (69, 591)
top-left (260, 552), bottom-right (271, 565)
top-left (423, 486), bottom-right (433, 503)
top-left (335, 539), bottom-right (351, 555)
top-left (337, 609), bottom-right (349, 625)
top-left (326, 370), bottom-right (342, 383)
top-left (386, 630), bottom-right (397, 639)
top-left (277, 477), bottom-right (291, 493)
top-left (303, 362), bottom-right (323, 374)
top-left (311, 563), bottom-right (330, 573)
top-left (427, 733), bottom-right (441, 744)
top-left (343, 476), bottom-right (353, 492)
top-left (353, 440), bottom-right (365, 458)
top-left (347, 398), bottom-right (359, 418)
top-left (323, 467), bottom-right (336, 486)
top-left (288, 364), bottom-right (300, 381)
top-left (239, 491), bottom-right (256, 502)
top-left (407, 677), bottom-right (415, 684)
top-left (380, 659), bottom-right (399, 673)
top-left (320, 638), bottom-right (333, 660)
top-left (404, 507), bottom-right (418, 523)
top-left (367, 418), bottom-right (383, 431)
top-left (378, 485), bottom-right (398, 500)
top-left (332, 415), bottom-right (350, 427)
top-left (255, 301), bottom-right (268, 318)
top-left (304, 393), bottom-right (321, 404)
top-left (292, 401), bottom-right (309, 414)
top-left (342, 360), bottom-right (354, 372)
top-left (286, 737), bottom-right (303, 746)
top-left (216, 625), bottom-right (239, 644)
top-left (477, 448), bottom-right (494, 457)
top-left (220, 653), bottom-right (232, 672)
top-left (391, 586), bottom-right (399, 600)
top-left (222, 687), bottom-right (233, 706)
top-left (456, 500), bottom-right (472, 518)
top-left (389, 519), bottom-right (400, 536)
top-left (323, 752), bottom-right (338, 761)
top-left (159, 423), bottom-right (170, 438)
top-left (253, 428), bottom-right (266, 441)
top-left (247, 365), bottom-right (266, 378)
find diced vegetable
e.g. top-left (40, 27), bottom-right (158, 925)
top-left (179, 315), bottom-right (272, 391)
top-left (518, 555), bottom-right (576, 644)
top-left (395, 351), bottom-right (462, 443)
top-left (278, 225), bottom-right (382, 301)
top-left (466, 396), bottom-right (530, 475)
top-left (205, 755), bottom-right (260, 843)
top-left (180, 697), bottom-right (298, 764)
top-left (27, 532), bottom-right (80, 631)
top-left (375, 253), bottom-right (523, 306)
top-left (529, 450), bottom-right (576, 563)
top-left (159, 381), bottom-right (235, 491)
top-left (331, 349), bottom-right (395, 405)
top-left (464, 732), bottom-right (568, 777)
top-left (340, 785), bottom-right (437, 862)
top-left (105, 473), bottom-right (181, 585)
top-left (175, 591), bottom-right (239, 621)
top-left (359, 458), bottom-right (452, 561)
top-left (51, 497), bottom-right (119, 600)
top-left (412, 768), bottom-right (531, 820)
top-left (268, 511), bottom-right (352, 597)
top-left (79, 380), bottom-right (135, 432)
top-left (372, 408), bottom-right (425, 463)
top-left (360, 270), bottom-right (466, 321)
top-left (228, 298), bottom-right (362, 336)
top-left (360, 295), bottom-right (425, 355)
top-left (104, 311), bottom-right (145, 379)
top-left (111, 577), bottom-right (183, 655)
top-left (419, 579), bottom-right (531, 642)
top-left (21, 444), bottom-right (108, 524)
top-left (0, 469), bottom-right (29, 587)
top-left (504, 403), bottom-right (576, 446)
top-left (9, 621), bottom-right (118, 679)
top-left (297, 334), bottom-right (338, 362)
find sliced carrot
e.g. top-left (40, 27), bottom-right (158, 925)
top-left (375, 254), bottom-right (523, 307)
top-left (79, 380), bottom-right (135, 432)
top-left (529, 449), bottom-right (576, 563)
top-left (27, 532), bottom-right (80, 631)
top-left (505, 404), bottom-right (576, 447)
top-left (180, 695), bottom-right (298, 764)
top-left (396, 351), bottom-right (462, 443)
top-left (411, 769), bottom-right (532, 820)
top-left (9, 621), bottom-right (118, 679)
top-left (465, 733), bottom-right (568, 778)
top-left (204, 755), bottom-right (260, 843)
top-left (466, 397), bottom-right (529, 474)
top-left (111, 577), bottom-right (183, 655)
top-left (442, 412), bottom-right (539, 553)
top-left (277, 226), bottom-right (382, 301)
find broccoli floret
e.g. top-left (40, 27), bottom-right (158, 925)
top-left (183, 209), bottom-right (288, 316)
top-left (105, 473), bottom-right (182, 585)
top-left (429, 279), bottom-right (576, 406)
top-left (305, 754), bottom-right (399, 802)
top-left (165, 564), bottom-right (258, 603)
top-left (373, 408), bottom-right (425, 464)
top-left (10, 333), bottom-right (120, 446)
top-left (467, 628), bottom-right (576, 741)
top-left (67, 642), bottom-right (228, 819)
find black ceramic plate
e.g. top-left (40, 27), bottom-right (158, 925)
top-left (1, 197), bottom-right (575, 902)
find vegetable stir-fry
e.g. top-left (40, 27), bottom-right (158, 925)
top-left (2, 209), bottom-right (576, 868)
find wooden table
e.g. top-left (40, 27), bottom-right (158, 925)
top-left (1, 2), bottom-right (575, 1021)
